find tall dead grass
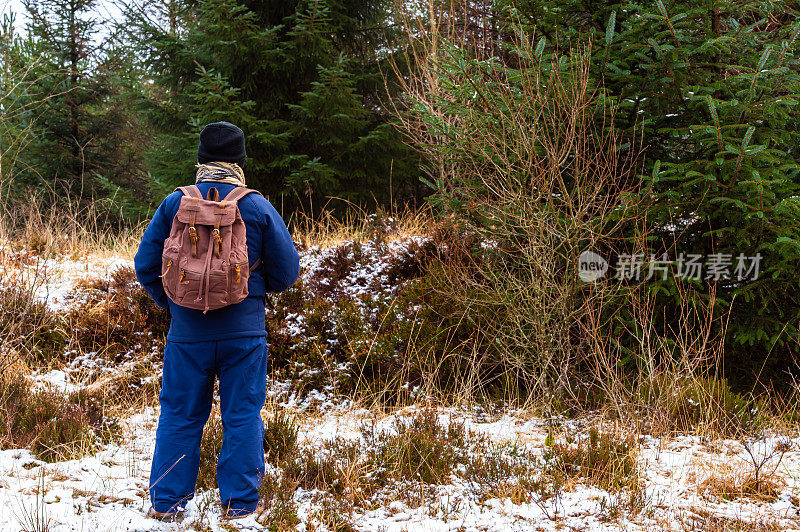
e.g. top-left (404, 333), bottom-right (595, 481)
top-left (289, 203), bottom-right (434, 250)
top-left (0, 187), bottom-right (144, 259)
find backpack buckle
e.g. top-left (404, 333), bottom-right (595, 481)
top-left (212, 228), bottom-right (222, 258)
top-left (189, 226), bottom-right (199, 256)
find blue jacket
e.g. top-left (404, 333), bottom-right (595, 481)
top-left (134, 182), bottom-right (300, 342)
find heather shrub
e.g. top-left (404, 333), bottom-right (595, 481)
top-left (464, 440), bottom-right (540, 504)
top-left (266, 229), bottom-right (447, 404)
top-left (60, 267), bottom-right (167, 392)
top-left (69, 266), bottom-right (169, 352)
top-left (263, 409), bottom-right (299, 464)
top-left (362, 408), bottom-right (471, 485)
top-left (257, 469), bottom-right (301, 529)
top-left (0, 284), bottom-right (67, 366)
top-left (0, 374), bottom-right (117, 462)
top-left (542, 428), bottom-right (639, 493)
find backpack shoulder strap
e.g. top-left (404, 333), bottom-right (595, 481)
top-left (227, 187), bottom-right (265, 271)
top-left (176, 185), bottom-right (203, 199)
top-left (224, 186), bottom-right (262, 203)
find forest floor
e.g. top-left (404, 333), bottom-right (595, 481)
top-left (3, 247), bottom-right (800, 531)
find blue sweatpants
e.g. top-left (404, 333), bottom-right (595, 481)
top-left (149, 336), bottom-right (267, 516)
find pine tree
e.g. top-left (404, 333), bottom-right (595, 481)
top-left (0, 11), bottom-right (47, 193)
top-left (22, 0), bottom-right (99, 195)
top-left (130, 0), bottom-right (420, 211)
top-left (16, 0), bottom-right (148, 212)
top-left (494, 1), bottom-right (800, 377)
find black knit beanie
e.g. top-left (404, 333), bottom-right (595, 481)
top-left (197, 121), bottom-right (246, 166)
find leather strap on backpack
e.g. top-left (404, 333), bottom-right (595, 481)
top-left (176, 185), bottom-right (259, 203)
top-left (224, 186), bottom-right (261, 203)
top-left (176, 186), bottom-right (202, 256)
top-left (176, 185), bottom-right (203, 199)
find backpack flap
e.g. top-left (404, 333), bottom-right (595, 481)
top-left (175, 196), bottom-right (237, 226)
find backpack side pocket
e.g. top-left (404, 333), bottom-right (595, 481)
top-left (228, 261), bottom-right (249, 304)
top-left (160, 252), bottom-right (179, 302)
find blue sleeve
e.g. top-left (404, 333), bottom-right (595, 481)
top-left (256, 198), bottom-right (300, 293)
top-left (134, 193), bottom-right (180, 309)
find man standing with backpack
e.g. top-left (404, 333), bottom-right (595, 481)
top-left (134, 121), bottom-right (300, 521)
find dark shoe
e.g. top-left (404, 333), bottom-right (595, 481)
top-left (146, 506), bottom-right (185, 523)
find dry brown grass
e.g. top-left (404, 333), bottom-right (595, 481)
top-left (1, 188), bottom-right (144, 260)
top-left (683, 511), bottom-right (783, 531)
top-left (697, 456), bottom-right (786, 503)
top-left (289, 205), bottom-right (435, 250)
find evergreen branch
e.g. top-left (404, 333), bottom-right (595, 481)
top-left (601, 11), bottom-right (616, 74)
top-left (648, 38), bottom-right (688, 113)
top-left (656, 0), bottom-right (680, 46)
top-left (605, 11), bottom-right (616, 46)
top-left (776, 22), bottom-right (800, 69)
top-left (707, 96), bottom-right (723, 152)
top-left (748, 46), bottom-right (772, 106)
top-left (735, 125), bottom-right (756, 175)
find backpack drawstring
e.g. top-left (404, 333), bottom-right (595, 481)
top-left (160, 260), bottom-right (173, 278)
top-left (195, 205), bottom-right (227, 314)
top-left (194, 230), bottom-right (216, 313)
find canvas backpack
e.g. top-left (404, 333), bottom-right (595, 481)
top-left (160, 185), bottom-right (262, 313)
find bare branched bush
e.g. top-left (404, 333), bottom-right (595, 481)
top-left (392, 14), bottom-right (642, 402)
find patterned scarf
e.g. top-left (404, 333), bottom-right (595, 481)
top-left (195, 161), bottom-right (246, 187)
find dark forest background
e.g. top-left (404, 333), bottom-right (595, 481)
top-left (0, 0), bottom-right (428, 218)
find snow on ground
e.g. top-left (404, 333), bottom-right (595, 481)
top-left (0, 410), bottom-right (159, 532)
top-left (37, 257), bottom-right (131, 310)
top-left (35, 255), bottom-right (132, 311)
top-left (3, 403), bottom-right (800, 531)
top-left (0, 245), bottom-right (132, 311)
top-left (4, 246), bottom-right (800, 530)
